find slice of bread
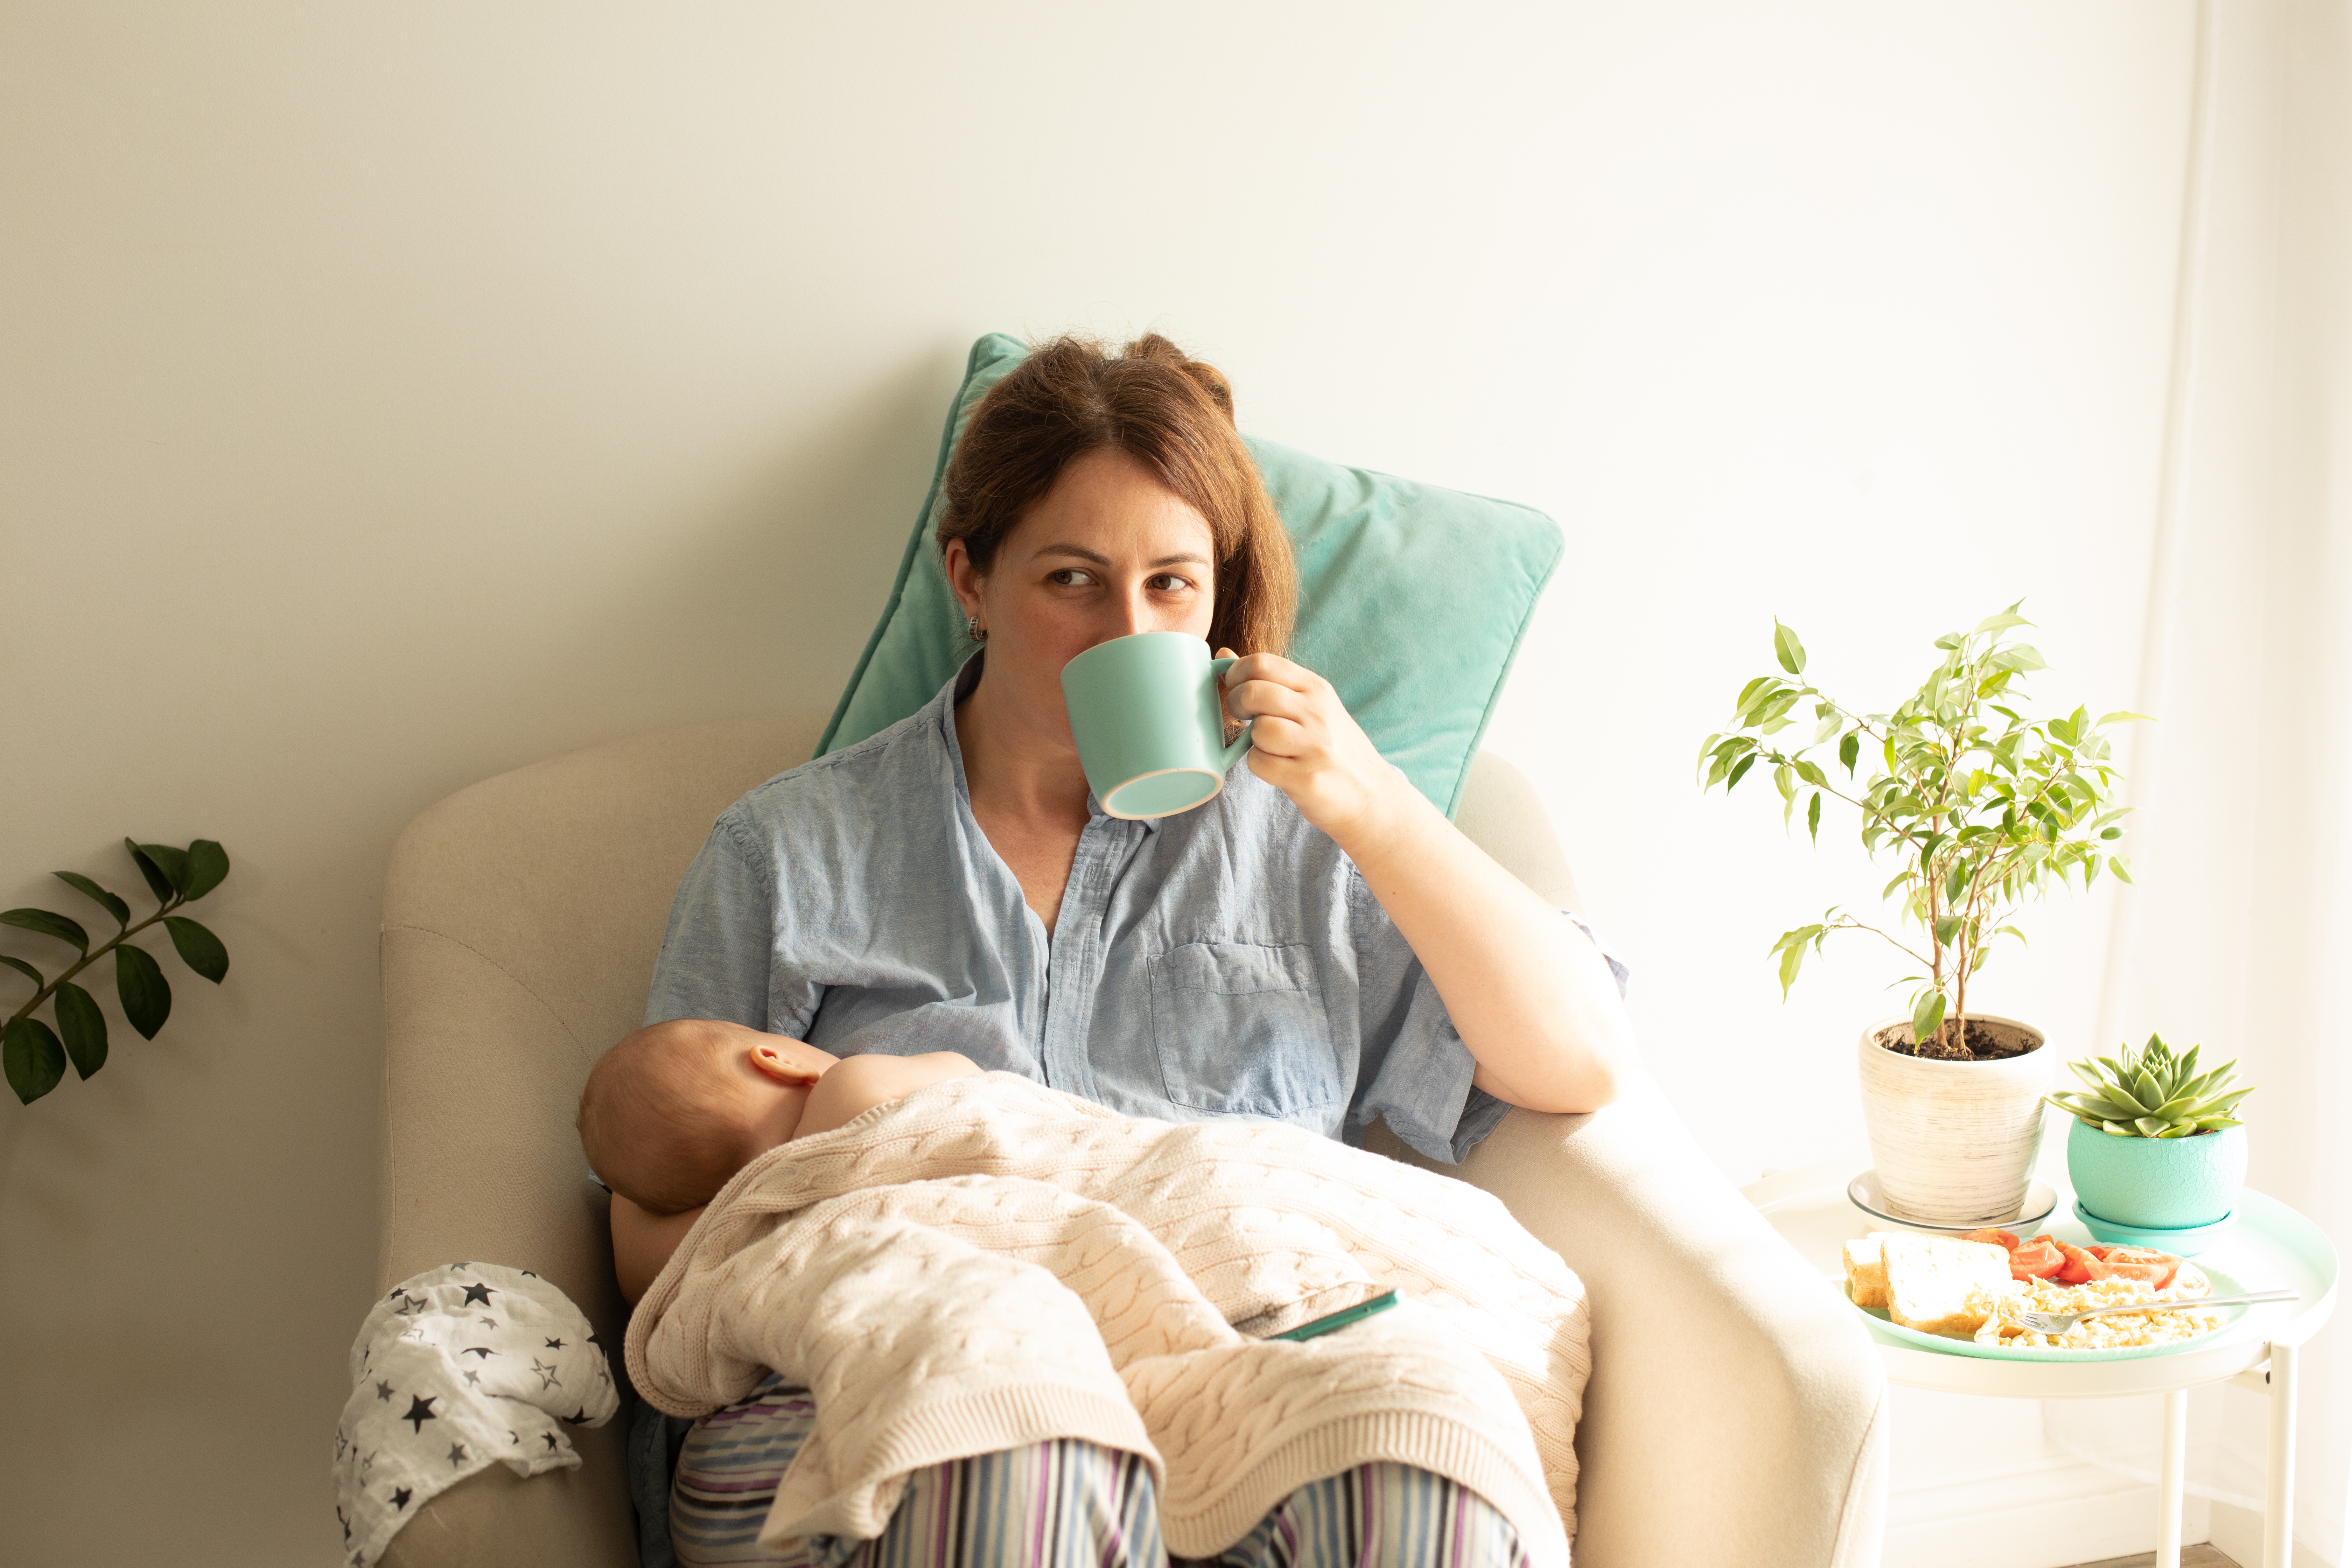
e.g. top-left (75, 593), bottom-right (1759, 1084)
top-left (1883, 1234), bottom-right (2015, 1338)
top-left (1844, 1234), bottom-right (1892, 1308)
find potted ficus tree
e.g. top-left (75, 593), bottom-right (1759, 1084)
top-left (1698, 604), bottom-right (2145, 1225)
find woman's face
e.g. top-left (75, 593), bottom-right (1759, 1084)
top-left (947, 447), bottom-right (1218, 749)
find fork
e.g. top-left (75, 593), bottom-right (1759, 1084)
top-left (2011, 1289), bottom-right (2298, 1335)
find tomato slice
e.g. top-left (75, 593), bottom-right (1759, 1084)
top-left (2008, 1234), bottom-right (2068, 1280)
top-left (1963, 1228), bottom-right (2020, 1251)
top-left (2087, 1244), bottom-right (2180, 1289)
top-left (2054, 1241), bottom-right (2110, 1284)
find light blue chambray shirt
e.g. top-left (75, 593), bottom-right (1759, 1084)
top-left (644, 659), bottom-right (1624, 1164)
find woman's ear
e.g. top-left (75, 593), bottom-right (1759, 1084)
top-left (748, 1043), bottom-right (825, 1087)
top-left (943, 538), bottom-right (984, 621)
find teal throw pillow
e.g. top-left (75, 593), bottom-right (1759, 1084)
top-left (815, 334), bottom-right (1562, 819)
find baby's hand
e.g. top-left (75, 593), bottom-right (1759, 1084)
top-left (796, 1051), bottom-right (982, 1138)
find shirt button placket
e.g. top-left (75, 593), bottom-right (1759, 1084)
top-left (1041, 817), bottom-right (1116, 1105)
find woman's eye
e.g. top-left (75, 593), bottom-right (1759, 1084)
top-left (1149, 574), bottom-right (1192, 593)
top-left (1049, 569), bottom-right (1095, 588)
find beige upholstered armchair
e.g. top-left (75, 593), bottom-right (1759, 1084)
top-left (374, 709), bottom-right (1888, 1568)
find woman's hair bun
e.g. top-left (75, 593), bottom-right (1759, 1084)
top-left (1125, 333), bottom-right (1234, 425)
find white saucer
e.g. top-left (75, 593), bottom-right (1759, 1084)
top-left (1847, 1169), bottom-right (2058, 1234)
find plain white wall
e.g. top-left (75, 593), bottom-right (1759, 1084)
top-left (6, 3), bottom-right (2311, 1564)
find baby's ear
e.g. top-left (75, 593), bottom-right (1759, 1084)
top-left (749, 1043), bottom-right (825, 1087)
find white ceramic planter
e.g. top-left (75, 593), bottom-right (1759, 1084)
top-left (1856, 1014), bottom-right (2050, 1226)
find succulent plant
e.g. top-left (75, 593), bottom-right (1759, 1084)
top-left (2045, 1033), bottom-right (2253, 1139)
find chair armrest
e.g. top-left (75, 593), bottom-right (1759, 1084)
top-left (375, 927), bottom-right (636, 1568)
top-left (1374, 1080), bottom-right (1888, 1568)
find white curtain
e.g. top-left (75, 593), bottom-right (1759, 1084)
top-left (2074, 2), bottom-right (2352, 1560)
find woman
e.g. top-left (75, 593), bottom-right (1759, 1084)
top-left (615, 335), bottom-right (1636, 1568)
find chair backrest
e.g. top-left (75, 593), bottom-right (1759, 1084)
top-left (375, 712), bottom-right (1578, 1559)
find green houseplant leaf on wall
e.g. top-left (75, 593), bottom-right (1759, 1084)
top-left (1696, 604), bottom-right (2148, 1227)
top-left (2, 838), bottom-right (232, 1105)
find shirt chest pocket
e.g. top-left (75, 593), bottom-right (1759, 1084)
top-left (1147, 940), bottom-right (1342, 1120)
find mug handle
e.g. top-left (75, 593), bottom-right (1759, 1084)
top-left (1210, 657), bottom-right (1254, 769)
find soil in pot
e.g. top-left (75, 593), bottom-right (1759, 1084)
top-left (1874, 1015), bottom-right (2037, 1062)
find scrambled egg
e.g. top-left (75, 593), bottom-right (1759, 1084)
top-left (1965, 1276), bottom-right (2223, 1350)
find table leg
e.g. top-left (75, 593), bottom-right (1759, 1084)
top-left (2264, 1342), bottom-right (2298, 1568)
top-left (2157, 1386), bottom-right (2188, 1568)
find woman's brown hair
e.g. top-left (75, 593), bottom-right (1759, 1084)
top-left (937, 334), bottom-right (1297, 658)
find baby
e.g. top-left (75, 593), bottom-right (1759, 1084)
top-left (577, 1017), bottom-right (982, 1217)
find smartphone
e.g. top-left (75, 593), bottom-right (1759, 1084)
top-left (1268, 1288), bottom-right (1400, 1342)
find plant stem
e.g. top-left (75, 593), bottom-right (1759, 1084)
top-left (1828, 916), bottom-right (1934, 970)
top-left (6, 897), bottom-right (181, 1025)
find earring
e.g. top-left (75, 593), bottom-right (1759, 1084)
top-left (967, 615), bottom-right (987, 644)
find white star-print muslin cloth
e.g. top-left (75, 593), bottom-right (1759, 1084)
top-left (332, 1262), bottom-right (618, 1567)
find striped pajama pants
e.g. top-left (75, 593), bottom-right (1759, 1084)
top-left (670, 1376), bottom-right (1533, 1568)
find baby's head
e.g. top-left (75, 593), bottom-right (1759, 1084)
top-left (577, 1019), bottom-right (838, 1214)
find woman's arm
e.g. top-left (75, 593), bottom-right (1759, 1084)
top-left (1220, 651), bottom-right (1637, 1114)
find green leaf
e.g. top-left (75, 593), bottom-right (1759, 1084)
top-left (1, 908), bottom-right (89, 954)
top-left (2109, 855), bottom-right (2135, 885)
top-left (163, 917), bottom-right (229, 983)
top-left (1777, 938), bottom-right (1806, 999)
top-left (177, 840), bottom-right (230, 902)
top-left (1997, 644), bottom-right (2048, 673)
top-left (2096, 710), bottom-right (2153, 728)
top-left (1726, 754), bottom-right (1757, 791)
top-left (1838, 732), bottom-right (1860, 775)
top-left (1911, 989), bottom-right (1947, 1045)
top-left (1807, 791), bottom-right (1822, 844)
top-left (115, 944), bottom-right (172, 1040)
top-left (1773, 620), bottom-right (1807, 676)
top-left (0, 954), bottom-right (43, 989)
top-left (52, 872), bottom-right (130, 930)
top-left (124, 839), bottom-right (175, 904)
top-left (2133, 1116), bottom-right (2171, 1138)
top-left (4, 1016), bottom-right (67, 1104)
top-left (137, 844), bottom-right (189, 896)
top-left (1974, 606), bottom-right (2033, 636)
top-left (1934, 914), bottom-right (1962, 947)
top-left (52, 981), bottom-right (108, 1079)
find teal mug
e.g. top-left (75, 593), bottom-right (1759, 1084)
top-left (1059, 632), bottom-right (1254, 819)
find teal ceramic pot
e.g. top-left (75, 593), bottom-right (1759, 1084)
top-left (2066, 1118), bottom-right (2247, 1229)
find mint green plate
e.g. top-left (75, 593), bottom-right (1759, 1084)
top-left (1846, 1263), bottom-right (2249, 1362)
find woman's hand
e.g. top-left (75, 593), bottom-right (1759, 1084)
top-left (1216, 650), bottom-right (1414, 849)
top-left (1219, 648), bottom-right (1636, 1116)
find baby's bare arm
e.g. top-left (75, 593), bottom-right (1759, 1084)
top-left (798, 1051), bottom-right (982, 1138)
top-left (611, 1192), bottom-right (704, 1306)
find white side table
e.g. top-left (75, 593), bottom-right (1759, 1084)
top-left (1743, 1163), bottom-right (2338, 1568)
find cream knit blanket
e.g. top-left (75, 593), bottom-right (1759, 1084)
top-left (626, 1074), bottom-right (1588, 1564)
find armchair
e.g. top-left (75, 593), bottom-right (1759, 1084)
top-left (375, 710), bottom-right (1886, 1567)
